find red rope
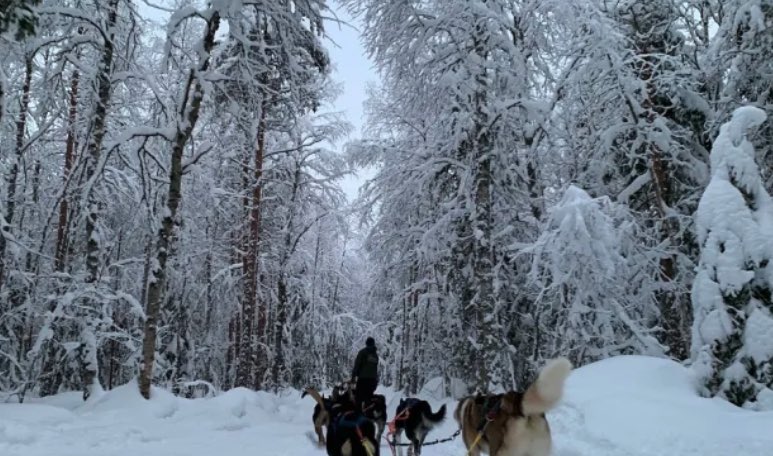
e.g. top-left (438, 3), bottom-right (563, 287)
top-left (385, 408), bottom-right (411, 456)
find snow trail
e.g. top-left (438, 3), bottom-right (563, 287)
top-left (2, 356), bottom-right (772, 456)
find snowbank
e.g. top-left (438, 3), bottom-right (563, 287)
top-left (1, 356), bottom-right (772, 455)
top-left (555, 355), bottom-right (773, 455)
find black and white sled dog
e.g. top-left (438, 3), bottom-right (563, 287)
top-left (392, 398), bottom-right (446, 455)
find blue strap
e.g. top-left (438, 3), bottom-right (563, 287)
top-left (333, 412), bottom-right (368, 429)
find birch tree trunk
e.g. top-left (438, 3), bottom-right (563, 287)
top-left (138, 11), bottom-right (221, 400)
top-left (83, 0), bottom-right (118, 284)
top-left (77, 0), bottom-right (120, 400)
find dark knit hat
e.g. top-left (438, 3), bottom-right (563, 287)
top-left (366, 337), bottom-right (375, 347)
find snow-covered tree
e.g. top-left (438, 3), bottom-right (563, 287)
top-left (5, 0), bottom-right (773, 406)
top-left (706, 0), bottom-right (773, 193)
top-left (208, 0), bottom-right (335, 390)
top-left (691, 106), bottom-right (773, 409)
top-left (346, 0), bottom-right (563, 392)
top-left (553, 0), bottom-right (712, 360)
top-left (525, 185), bottom-right (662, 365)
top-left (0, 0), bottom-right (360, 399)
top-left (0, 0), bottom-right (38, 40)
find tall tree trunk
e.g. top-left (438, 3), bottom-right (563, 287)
top-left (55, 66), bottom-right (80, 272)
top-left (0, 54), bottom-right (32, 289)
top-left (226, 317), bottom-right (236, 385)
top-left (324, 235), bottom-right (347, 384)
top-left (409, 288), bottom-right (420, 394)
top-left (203, 239), bottom-right (216, 384)
top-left (138, 12), bottom-right (220, 400)
top-left (236, 103), bottom-right (267, 388)
top-left (5, 55), bottom-right (34, 382)
top-left (470, 31), bottom-right (495, 392)
top-left (309, 224), bottom-right (322, 375)
top-left (638, 38), bottom-right (691, 359)
top-left (398, 293), bottom-right (407, 391)
top-left (0, 71), bottom-right (5, 292)
top-left (84, 0), bottom-right (118, 284)
top-left (526, 158), bottom-right (543, 220)
top-left (0, 69), bottom-right (4, 122)
top-left (78, 0), bottom-right (120, 400)
top-left (272, 274), bottom-right (288, 390)
top-left (271, 159), bottom-right (302, 389)
top-left (650, 148), bottom-right (690, 360)
top-left (252, 108), bottom-right (268, 387)
top-left (330, 235), bottom-right (348, 311)
top-left (472, 150), bottom-right (494, 390)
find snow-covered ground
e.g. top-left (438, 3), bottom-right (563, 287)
top-left (1, 356), bottom-right (772, 456)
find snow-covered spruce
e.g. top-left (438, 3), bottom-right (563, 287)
top-left (526, 185), bottom-right (662, 366)
top-left (691, 106), bottom-right (773, 409)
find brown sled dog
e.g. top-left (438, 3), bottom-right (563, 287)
top-left (302, 382), bottom-right (355, 446)
top-left (302, 387), bottom-right (333, 446)
top-left (455, 358), bottom-right (572, 456)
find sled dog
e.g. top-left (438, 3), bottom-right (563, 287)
top-left (361, 393), bottom-right (387, 443)
top-left (454, 358), bottom-right (572, 456)
top-left (392, 397), bottom-right (447, 455)
top-left (304, 386), bottom-right (379, 456)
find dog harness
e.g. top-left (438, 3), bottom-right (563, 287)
top-left (332, 411), bottom-right (368, 430)
top-left (476, 394), bottom-right (503, 429)
top-left (387, 398), bottom-right (419, 437)
top-left (332, 411), bottom-right (375, 456)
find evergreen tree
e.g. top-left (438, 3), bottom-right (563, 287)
top-left (691, 106), bottom-right (773, 409)
top-left (556, 0), bottom-right (711, 359)
top-left (526, 185), bottom-right (662, 365)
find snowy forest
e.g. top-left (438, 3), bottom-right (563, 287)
top-left (0, 0), bottom-right (771, 412)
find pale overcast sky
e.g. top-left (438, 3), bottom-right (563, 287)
top-left (325, 2), bottom-right (379, 201)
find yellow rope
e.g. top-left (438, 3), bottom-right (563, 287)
top-left (465, 415), bottom-right (493, 456)
top-left (465, 431), bottom-right (485, 456)
top-left (362, 438), bottom-right (375, 456)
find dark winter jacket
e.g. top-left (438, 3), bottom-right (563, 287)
top-left (352, 346), bottom-right (379, 380)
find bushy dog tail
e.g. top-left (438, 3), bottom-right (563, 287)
top-left (303, 387), bottom-right (326, 409)
top-left (423, 403), bottom-right (447, 427)
top-left (522, 357), bottom-right (572, 416)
